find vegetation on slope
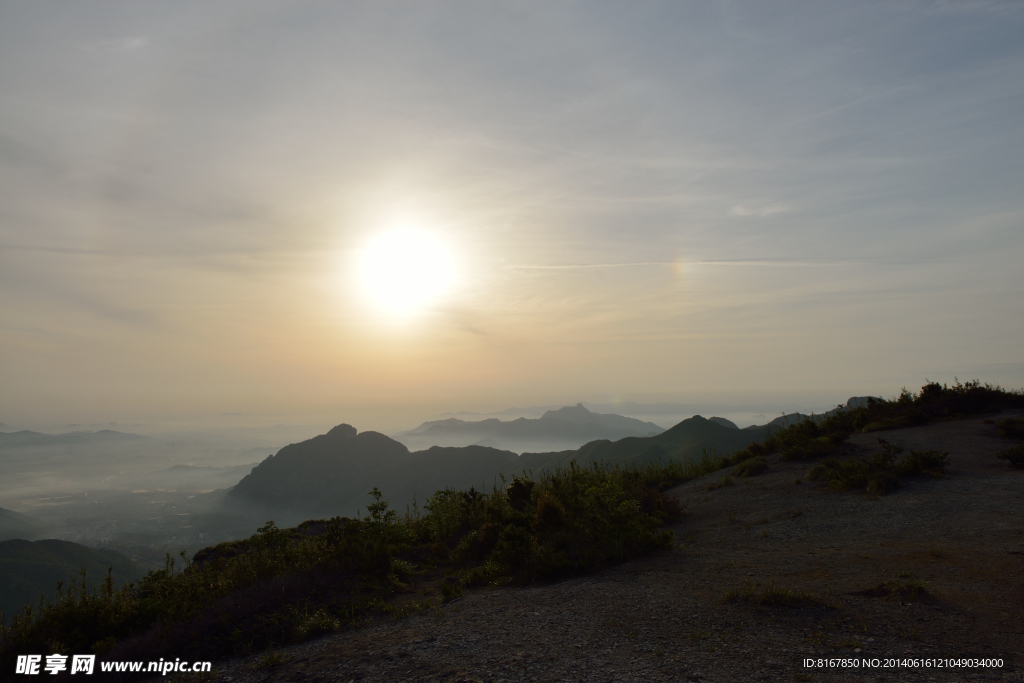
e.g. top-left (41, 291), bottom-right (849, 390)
top-left (1, 380), bottom-right (1018, 670)
top-left (808, 439), bottom-right (948, 496)
top-left (0, 458), bottom-right (714, 669)
top-left (995, 417), bottom-right (1024, 467)
top-left (720, 378), bottom-right (1022, 471)
top-left (0, 508), bottom-right (50, 543)
top-left (0, 540), bottom-right (143, 625)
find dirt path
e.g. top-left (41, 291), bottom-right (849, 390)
top-left (206, 414), bottom-right (1024, 682)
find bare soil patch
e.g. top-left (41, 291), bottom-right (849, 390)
top-left (201, 413), bottom-right (1024, 683)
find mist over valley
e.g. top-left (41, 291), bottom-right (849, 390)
top-left (1, 2), bottom-right (1022, 674)
top-left (0, 399), bottom-right (820, 571)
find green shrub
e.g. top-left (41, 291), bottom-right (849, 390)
top-left (720, 581), bottom-right (828, 609)
top-left (706, 475), bottom-right (734, 491)
top-left (997, 444), bottom-right (1024, 468)
top-left (717, 382), bottom-right (1021, 474)
top-left (1, 457), bottom-right (703, 669)
top-left (251, 650), bottom-right (291, 670)
top-left (807, 439), bottom-right (948, 495)
top-left (440, 577), bottom-right (463, 602)
top-left (997, 418), bottom-right (1024, 440)
top-left (7, 381), bottom-right (1015, 668)
top-left (732, 457), bottom-right (767, 477)
top-left (781, 436), bottom-right (840, 461)
top-left (290, 607), bottom-right (340, 642)
top-left (897, 449), bottom-right (949, 477)
top-left (857, 573), bottom-right (932, 602)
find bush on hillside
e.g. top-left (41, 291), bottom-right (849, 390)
top-left (720, 380), bottom-right (1021, 469)
top-left (808, 439), bottom-right (948, 495)
top-left (850, 380), bottom-right (1023, 432)
top-left (0, 458), bottom-right (712, 669)
top-left (997, 444), bottom-right (1024, 468)
top-left (996, 417), bottom-right (1024, 440)
top-left (3, 380), bottom-right (1018, 669)
top-left (731, 456), bottom-right (767, 477)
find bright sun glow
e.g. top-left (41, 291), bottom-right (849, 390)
top-left (356, 228), bottom-right (457, 318)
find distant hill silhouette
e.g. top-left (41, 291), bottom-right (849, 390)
top-left (228, 424), bottom-right (411, 518)
top-left (0, 539), bottom-right (144, 620)
top-left (224, 425), bottom-right (518, 525)
top-left (516, 413), bottom-right (806, 472)
top-left (0, 508), bottom-right (50, 542)
top-left (0, 429), bottom-right (147, 450)
top-left (218, 410), bottom-right (806, 528)
top-left (396, 404), bottom-right (664, 453)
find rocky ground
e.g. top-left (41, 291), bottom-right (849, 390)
top-left (197, 413), bottom-right (1024, 682)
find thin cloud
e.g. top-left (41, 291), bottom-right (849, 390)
top-left (507, 262), bottom-right (672, 270)
top-left (731, 203), bottom-right (793, 217)
top-left (87, 36), bottom-right (148, 52)
top-left (693, 259), bottom-right (860, 267)
top-left (925, 0), bottom-right (1024, 17)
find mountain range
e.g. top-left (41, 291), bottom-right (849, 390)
top-left (0, 429), bottom-right (147, 449)
top-left (0, 507), bottom-right (50, 542)
top-left (395, 403), bottom-right (664, 453)
top-left (217, 407), bottom-right (811, 529)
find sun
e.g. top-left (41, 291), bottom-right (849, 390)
top-left (355, 228), bottom-right (457, 318)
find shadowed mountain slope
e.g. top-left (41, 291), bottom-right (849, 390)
top-left (220, 412), bottom-right (805, 527)
top-left (0, 539), bottom-right (144, 621)
top-left (517, 413), bottom-right (807, 472)
top-left (205, 410), bottom-right (1024, 682)
top-left (0, 508), bottom-right (50, 542)
top-left (227, 424), bottom-right (410, 515)
top-left (226, 426), bottom-right (518, 522)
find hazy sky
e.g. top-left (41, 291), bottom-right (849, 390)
top-left (2, 1), bottom-right (1022, 431)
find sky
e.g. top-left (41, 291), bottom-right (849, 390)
top-left (1, 1), bottom-right (1022, 432)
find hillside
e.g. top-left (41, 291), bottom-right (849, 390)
top-left (201, 409), bottom-right (1024, 682)
top-left (518, 412), bottom-right (806, 472)
top-left (227, 424), bottom-right (410, 517)
top-left (4, 382), bottom-right (1023, 680)
top-left (0, 539), bottom-right (144, 621)
top-left (0, 508), bottom-right (50, 543)
top-left (224, 426), bottom-right (519, 525)
top-left (221, 410), bottom-right (804, 527)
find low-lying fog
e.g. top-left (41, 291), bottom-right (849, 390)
top-left (0, 399), bottom-right (834, 567)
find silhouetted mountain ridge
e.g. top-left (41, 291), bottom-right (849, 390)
top-left (220, 409), bottom-right (808, 527)
top-left (396, 403), bottom-right (663, 452)
top-left (229, 425), bottom-right (409, 513)
top-left (0, 507), bottom-right (50, 542)
top-left (0, 429), bottom-right (147, 450)
top-left (516, 413), bottom-right (807, 472)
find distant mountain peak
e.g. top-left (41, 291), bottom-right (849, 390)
top-left (397, 405), bottom-right (665, 453)
top-left (540, 404), bottom-right (594, 422)
top-left (327, 424), bottom-right (357, 439)
top-left (709, 417), bottom-right (739, 429)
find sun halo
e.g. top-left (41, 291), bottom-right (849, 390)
top-left (355, 228), bottom-right (457, 319)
